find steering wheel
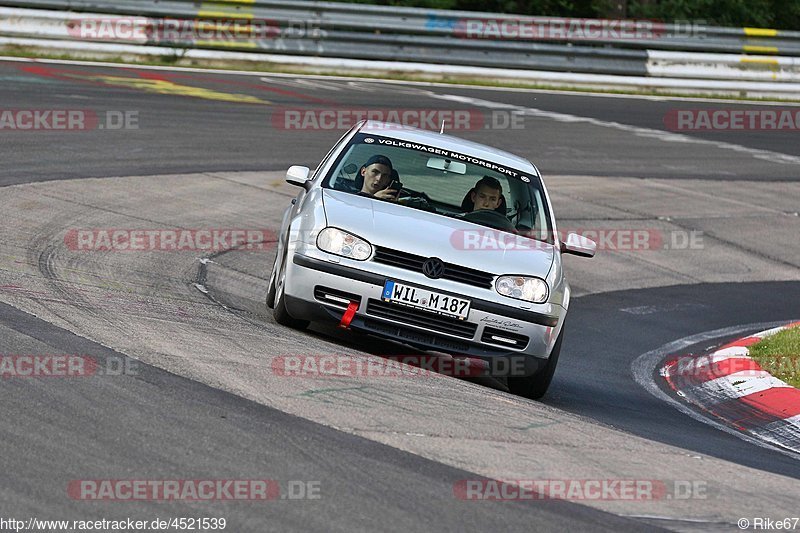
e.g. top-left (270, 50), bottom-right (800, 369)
top-left (460, 209), bottom-right (515, 231)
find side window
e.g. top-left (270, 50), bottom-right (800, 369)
top-left (311, 124), bottom-right (359, 180)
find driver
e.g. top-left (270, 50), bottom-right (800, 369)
top-left (359, 155), bottom-right (400, 201)
top-left (461, 176), bottom-right (515, 232)
top-left (470, 176), bottom-right (503, 212)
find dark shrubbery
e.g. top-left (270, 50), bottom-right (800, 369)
top-left (626, 0), bottom-right (800, 30)
top-left (346, 0), bottom-right (799, 30)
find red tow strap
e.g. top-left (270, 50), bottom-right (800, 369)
top-left (339, 301), bottom-right (359, 329)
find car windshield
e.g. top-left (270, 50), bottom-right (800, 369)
top-left (322, 133), bottom-right (553, 243)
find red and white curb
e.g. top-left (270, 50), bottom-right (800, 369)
top-left (661, 321), bottom-right (800, 454)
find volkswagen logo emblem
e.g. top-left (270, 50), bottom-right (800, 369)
top-left (422, 257), bottom-right (445, 279)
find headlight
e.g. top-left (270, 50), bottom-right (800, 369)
top-left (316, 227), bottom-right (372, 261)
top-left (495, 275), bottom-right (549, 304)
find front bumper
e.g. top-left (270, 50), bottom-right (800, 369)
top-left (283, 252), bottom-right (565, 374)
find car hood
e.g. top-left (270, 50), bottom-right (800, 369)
top-left (321, 189), bottom-right (554, 277)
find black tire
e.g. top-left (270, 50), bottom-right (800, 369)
top-left (507, 325), bottom-right (564, 400)
top-left (273, 289), bottom-right (309, 330)
top-left (265, 254), bottom-right (278, 309)
top-left (272, 250), bottom-right (309, 330)
top-left (267, 230), bottom-right (290, 309)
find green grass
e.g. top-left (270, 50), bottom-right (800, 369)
top-left (3, 45), bottom-right (800, 104)
top-left (749, 327), bottom-right (800, 388)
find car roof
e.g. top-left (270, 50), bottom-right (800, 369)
top-left (358, 120), bottom-right (539, 176)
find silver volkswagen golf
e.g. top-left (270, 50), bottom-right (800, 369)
top-left (267, 120), bottom-right (595, 398)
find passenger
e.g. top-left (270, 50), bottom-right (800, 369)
top-left (358, 155), bottom-right (399, 201)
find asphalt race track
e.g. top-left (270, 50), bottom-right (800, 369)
top-left (1, 57), bottom-right (799, 532)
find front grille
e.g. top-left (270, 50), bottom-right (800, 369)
top-left (373, 247), bottom-right (494, 289)
top-left (480, 327), bottom-right (529, 349)
top-left (366, 299), bottom-right (478, 339)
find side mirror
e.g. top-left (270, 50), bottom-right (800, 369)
top-left (286, 165), bottom-right (311, 189)
top-left (561, 232), bottom-right (596, 258)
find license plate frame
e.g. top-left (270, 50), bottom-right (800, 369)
top-left (382, 280), bottom-right (471, 320)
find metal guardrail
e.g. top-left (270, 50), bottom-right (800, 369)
top-left (0, 5), bottom-right (651, 76)
top-left (2, 0), bottom-right (799, 55)
top-left (0, 0), bottom-right (798, 84)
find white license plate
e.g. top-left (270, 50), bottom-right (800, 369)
top-left (382, 280), bottom-right (471, 320)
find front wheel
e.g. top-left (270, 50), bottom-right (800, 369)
top-left (272, 249), bottom-right (309, 330)
top-left (507, 325), bottom-right (564, 400)
top-left (265, 253), bottom-right (279, 309)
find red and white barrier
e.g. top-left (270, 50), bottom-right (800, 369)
top-left (662, 321), bottom-right (800, 453)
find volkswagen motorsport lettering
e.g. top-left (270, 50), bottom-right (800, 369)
top-left (373, 137), bottom-right (524, 177)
